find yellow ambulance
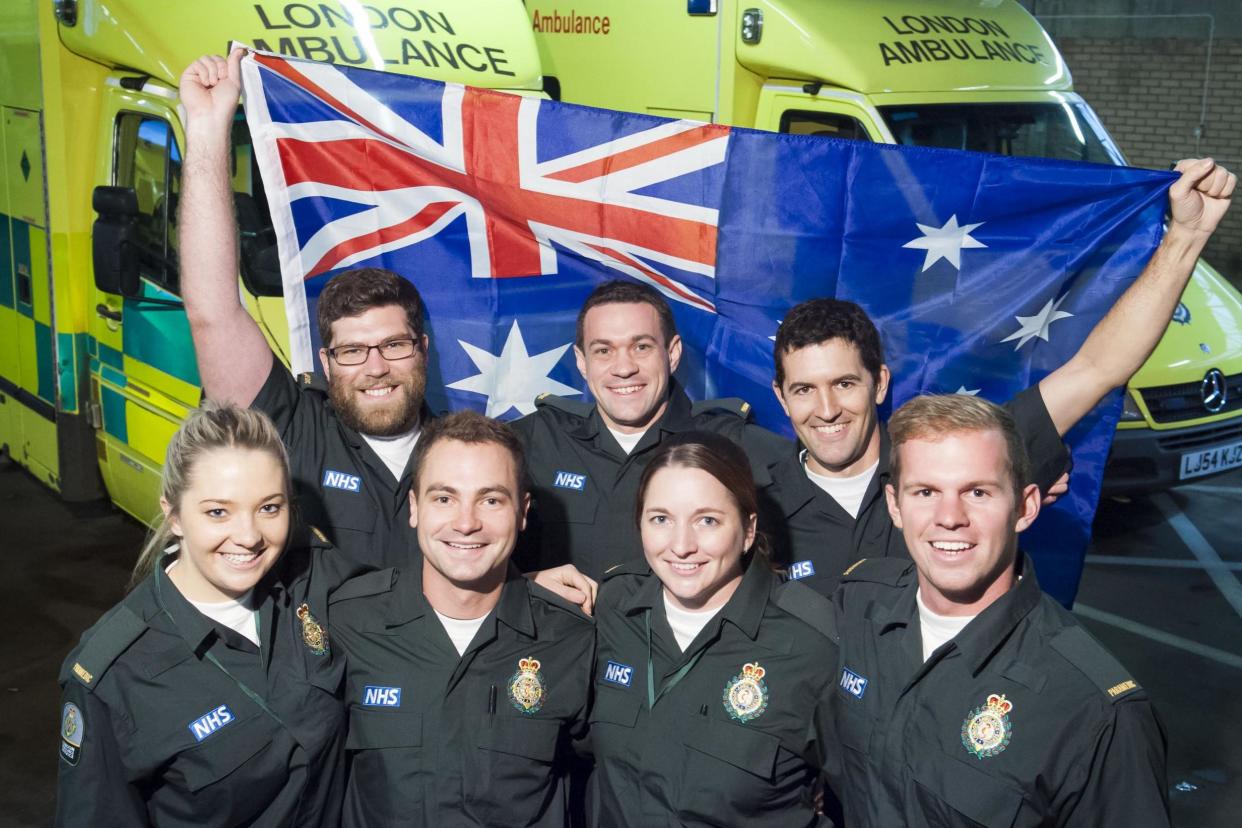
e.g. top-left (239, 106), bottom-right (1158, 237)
top-left (530, 0), bottom-right (1242, 493)
top-left (0, 0), bottom-right (542, 521)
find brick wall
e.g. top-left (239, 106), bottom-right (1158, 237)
top-left (1050, 35), bottom-right (1242, 285)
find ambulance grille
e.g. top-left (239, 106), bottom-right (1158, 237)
top-left (1138, 372), bottom-right (1242, 424)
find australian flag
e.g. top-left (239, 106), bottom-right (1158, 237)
top-left (240, 50), bottom-right (1174, 605)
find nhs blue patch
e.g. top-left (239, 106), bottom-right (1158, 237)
top-left (322, 469), bottom-right (361, 492)
top-left (788, 560), bottom-right (816, 580)
top-left (553, 470), bottom-right (586, 491)
top-left (188, 705), bottom-right (235, 742)
top-left (362, 685), bottom-right (402, 707)
top-left (602, 661), bottom-right (634, 688)
top-left (840, 667), bottom-right (868, 699)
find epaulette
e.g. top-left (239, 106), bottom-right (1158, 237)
top-left (62, 606), bottom-right (148, 691)
top-left (527, 581), bottom-right (593, 622)
top-left (1049, 625), bottom-right (1143, 703)
top-left (772, 580), bottom-right (836, 640)
top-left (329, 568), bottom-right (397, 604)
top-left (690, 397), bottom-right (753, 420)
top-left (839, 557), bottom-right (912, 586)
top-left (533, 392), bottom-right (593, 418)
top-left (298, 371), bottom-right (329, 394)
top-left (601, 561), bottom-right (646, 582)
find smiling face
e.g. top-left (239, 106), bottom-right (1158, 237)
top-left (320, 304), bottom-right (428, 437)
top-left (886, 428), bottom-right (1040, 616)
top-left (774, 338), bottom-right (890, 478)
top-left (164, 447), bottom-right (290, 603)
top-left (575, 302), bottom-right (682, 434)
top-left (411, 439), bottom-right (528, 604)
top-left (641, 465), bottom-right (757, 612)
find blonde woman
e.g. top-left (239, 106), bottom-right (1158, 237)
top-left (55, 403), bottom-right (359, 827)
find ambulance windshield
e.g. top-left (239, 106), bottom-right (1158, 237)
top-left (879, 102), bottom-right (1124, 166)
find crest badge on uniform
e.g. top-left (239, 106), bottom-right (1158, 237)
top-left (722, 662), bottom-right (769, 723)
top-left (961, 693), bottom-right (1014, 760)
top-left (59, 702), bottom-right (84, 765)
top-left (508, 656), bottom-right (546, 714)
top-left (296, 603), bottom-right (329, 656)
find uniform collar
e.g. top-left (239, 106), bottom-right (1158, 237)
top-left (618, 555), bottom-right (771, 641)
top-left (386, 560), bottom-right (536, 638)
top-left (879, 553), bottom-right (1043, 675)
top-left (574, 380), bottom-right (695, 442)
top-left (151, 561), bottom-right (226, 653)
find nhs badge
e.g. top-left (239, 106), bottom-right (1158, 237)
top-left (188, 705), bottom-right (235, 742)
top-left (602, 661), bottom-right (633, 688)
top-left (362, 685), bottom-right (402, 707)
top-left (322, 469), bottom-right (361, 492)
top-left (788, 560), bottom-right (816, 580)
top-left (553, 471), bottom-right (586, 492)
top-left (840, 668), bottom-right (868, 700)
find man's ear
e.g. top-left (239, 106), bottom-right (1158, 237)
top-left (519, 493), bottom-right (531, 533)
top-left (574, 345), bottom-right (587, 380)
top-left (318, 347), bottom-right (333, 380)
top-left (408, 489), bottom-right (419, 529)
top-left (667, 334), bottom-right (683, 374)
top-left (884, 483), bottom-right (903, 529)
top-left (1014, 483), bottom-right (1041, 534)
top-left (874, 364), bottom-right (891, 405)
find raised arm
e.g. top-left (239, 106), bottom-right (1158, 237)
top-left (179, 48), bottom-right (274, 406)
top-left (1039, 158), bottom-right (1236, 435)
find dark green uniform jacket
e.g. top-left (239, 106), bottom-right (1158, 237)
top-left (587, 559), bottom-right (836, 828)
top-left (253, 361), bottom-right (434, 568)
top-left (759, 385), bottom-right (1068, 598)
top-left (511, 383), bottom-right (790, 579)
top-left (330, 564), bottom-right (595, 827)
top-left (55, 537), bottom-right (356, 827)
top-left (826, 556), bottom-right (1170, 828)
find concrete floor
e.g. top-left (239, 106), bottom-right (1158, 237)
top-left (1, 460), bottom-right (1239, 826)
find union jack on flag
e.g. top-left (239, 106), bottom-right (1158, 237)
top-left (242, 49), bottom-right (1174, 605)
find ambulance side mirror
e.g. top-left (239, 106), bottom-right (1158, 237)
top-left (92, 186), bottom-right (142, 298)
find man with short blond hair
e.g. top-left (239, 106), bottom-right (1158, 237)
top-left (823, 394), bottom-right (1169, 827)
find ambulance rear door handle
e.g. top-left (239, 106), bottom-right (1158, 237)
top-left (95, 303), bottom-right (122, 322)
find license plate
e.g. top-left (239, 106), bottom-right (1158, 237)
top-left (1179, 439), bottom-right (1242, 480)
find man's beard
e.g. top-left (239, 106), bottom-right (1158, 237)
top-left (329, 371), bottom-right (426, 436)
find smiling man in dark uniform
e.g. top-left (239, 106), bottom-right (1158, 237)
top-left (329, 411), bottom-right (594, 826)
top-left (512, 280), bottom-right (789, 581)
top-left (824, 394), bottom-right (1169, 827)
top-left (763, 157), bottom-right (1237, 597)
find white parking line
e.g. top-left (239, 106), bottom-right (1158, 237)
top-left (1086, 555), bottom-right (1242, 571)
top-left (1074, 604), bottom-right (1242, 670)
top-left (1153, 493), bottom-right (1242, 622)
top-left (1180, 483), bottom-right (1241, 497)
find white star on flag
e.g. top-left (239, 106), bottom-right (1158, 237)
top-left (954, 386), bottom-right (981, 396)
top-left (1001, 296), bottom-right (1074, 350)
top-left (447, 320), bottom-right (579, 417)
top-left (903, 215), bottom-right (986, 272)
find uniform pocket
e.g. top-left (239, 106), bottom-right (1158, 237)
top-left (683, 718), bottom-right (781, 780)
top-left (588, 687), bottom-right (643, 727)
top-left (678, 718), bottom-right (806, 825)
top-left (177, 717), bottom-right (278, 793)
top-left (345, 706), bottom-right (421, 750)
top-left (908, 749), bottom-right (1023, 828)
top-left (469, 717), bottom-right (564, 824)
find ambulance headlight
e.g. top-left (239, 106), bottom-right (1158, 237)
top-left (53, 0), bottom-right (77, 26)
top-left (741, 9), bottom-right (763, 44)
top-left (1119, 390), bottom-right (1146, 422)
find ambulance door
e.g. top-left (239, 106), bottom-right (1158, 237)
top-left (1, 105), bottom-right (59, 486)
top-left (755, 85), bottom-right (892, 143)
top-left (90, 82), bottom-right (196, 523)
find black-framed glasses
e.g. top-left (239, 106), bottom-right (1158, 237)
top-left (327, 338), bottom-right (419, 366)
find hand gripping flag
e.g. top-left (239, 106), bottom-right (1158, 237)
top-left (240, 50), bottom-right (1174, 605)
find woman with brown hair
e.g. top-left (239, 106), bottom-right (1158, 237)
top-left (585, 431), bottom-right (838, 827)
